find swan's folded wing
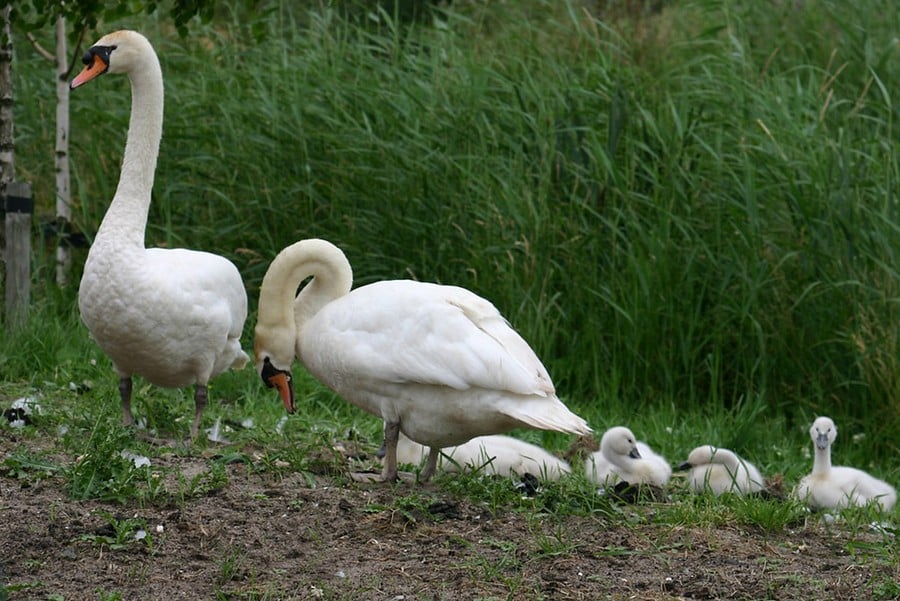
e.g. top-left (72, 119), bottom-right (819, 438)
top-left (300, 280), bottom-right (554, 396)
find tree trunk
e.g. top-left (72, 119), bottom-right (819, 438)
top-left (0, 5), bottom-right (14, 192)
top-left (1, 3), bottom-right (15, 282)
top-left (55, 15), bottom-right (71, 286)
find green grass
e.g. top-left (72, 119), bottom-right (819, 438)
top-left (3, 0), bottom-right (897, 534)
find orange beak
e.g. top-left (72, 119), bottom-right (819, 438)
top-left (71, 53), bottom-right (109, 89)
top-left (267, 371), bottom-right (296, 414)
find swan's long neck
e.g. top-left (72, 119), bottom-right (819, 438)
top-left (812, 443), bottom-right (832, 474)
top-left (95, 49), bottom-right (163, 248)
top-left (257, 239), bottom-right (353, 336)
top-left (603, 447), bottom-right (632, 471)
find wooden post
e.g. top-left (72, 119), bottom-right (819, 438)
top-left (4, 180), bottom-right (32, 331)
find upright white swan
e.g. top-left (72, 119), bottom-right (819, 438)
top-left (677, 445), bottom-right (764, 496)
top-left (794, 416), bottom-right (896, 512)
top-left (254, 238), bottom-right (592, 482)
top-left (71, 31), bottom-right (249, 438)
top-left (393, 431), bottom-right (571, 480)
top-left (584, 426), bottom-right (671, 488)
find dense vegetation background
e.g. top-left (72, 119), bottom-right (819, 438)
top-left (4, 0), bottom-right (898, 468)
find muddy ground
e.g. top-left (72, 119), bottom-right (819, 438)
top-left (1, 429), bottom-right (897, 601)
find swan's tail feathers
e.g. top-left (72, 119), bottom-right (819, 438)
top-left (504, 398), bottom-right (592, 436)
top-left (231, 349), bottom-right (250, 370)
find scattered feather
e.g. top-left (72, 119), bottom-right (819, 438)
top-left (275, 415), bottom-right (288, 435)
top-left (206, 418), bottom-right (231, 444)
top-left (120, 450), bottom-right (151, 468)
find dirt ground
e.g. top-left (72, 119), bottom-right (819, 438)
top-left (1, 429), bottom-right (897, 601)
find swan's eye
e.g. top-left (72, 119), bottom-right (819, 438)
top-left (83, 45), bottom-right (117, 69)
top-left (260, 356), bottom-right (290, 387)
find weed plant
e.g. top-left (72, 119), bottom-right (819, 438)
top-left (2, 0), bottom-right (897, 521)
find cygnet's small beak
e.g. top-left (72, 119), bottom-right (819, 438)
top-left (675, 461), bottom-right (693, 471)
top-left (628, 446), bottom-right (642, 460)
top-left (815, 432), bottom-right (830, 451)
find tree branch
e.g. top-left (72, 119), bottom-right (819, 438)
top-left (26, 32), bottom-right (56, 63)
top-left (66, 28), bottom-right (87, 79)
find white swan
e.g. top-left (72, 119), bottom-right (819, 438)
top-left (71, 31), bottom-right (249, 438)
top-left (253, 238), bottom-right (592, 482)
top-left (392, 431), bottom-right (571, 480)
top-left (794, 416), bottom-right (896, 512)
top-left (677, 445), bottom-right (764, 496)
top-left (584, 426), bottom-right (671, 488)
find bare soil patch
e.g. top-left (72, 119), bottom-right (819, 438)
top-left (1, 430), bottom-right (896, 600)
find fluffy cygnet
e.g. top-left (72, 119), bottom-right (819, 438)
top-left (677, 445), bottom-right (764, 496)
top-left (584, 426), bottom-right (671, 488)
top-left (393, 431), bottom-right (571, 480)
top-left (794, 416), bottom-right (896, 512)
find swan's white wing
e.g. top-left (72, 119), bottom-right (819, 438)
top-left (83, 248), bottom-right (248, 385)
top-left (634, 441), bottom-right (672, 484)
top-left (830, 467), bottom-right (896, 507)
top-left (301, 280), bottom-right (553, 396)
top-left (144, 248), bottom-right (248, 342)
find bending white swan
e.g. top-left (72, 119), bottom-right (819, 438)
top-left (677, 445), bottom-right (764, 496)
top-left (253, 238), bottom-right (591, 482)
top-left (584, 426), bottom-right (671, 488)
top-left (794, 416), bottom-right (896, 512)
top-left (71, 31), bottom-right (249, 438)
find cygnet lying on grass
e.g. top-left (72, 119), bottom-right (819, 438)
top-left (584, 426), bottom-right (671, 488)
top-left (391, 431), bottom-right (571, 480)
top-left (794, 416), bottom-right (896, 512)
top-left (677, 445), bottom-right (764, 496)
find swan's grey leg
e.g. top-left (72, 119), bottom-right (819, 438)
top-left (380, 421), bottom-right (401, 482)
top-left (191, 384), bottom-right (207, 440)
top-left (419, 447), bottom-right (440, 482)
top-left (119, 376), bottom-right (134, 427)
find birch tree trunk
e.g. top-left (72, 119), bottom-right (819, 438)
top-left (1, 3), bottom-right (14, 280)
top-left (0, 4), bottom-right (14, 194)
top-left (54, 15), bottom-right (71, 286)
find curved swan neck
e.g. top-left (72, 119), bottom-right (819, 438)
top-left (257, 239), bottom-right (353, 334)
top-left (97, 41), bottom-right (163, 247)
top-left (714, 449), bottom-right (739, 469)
